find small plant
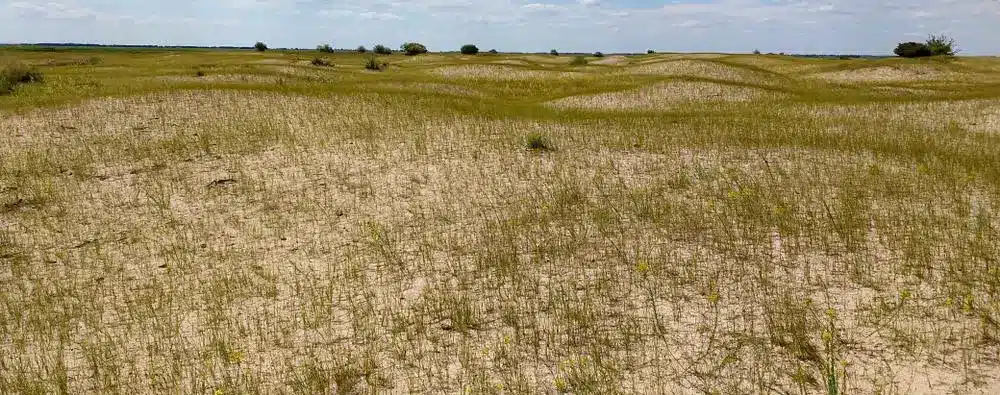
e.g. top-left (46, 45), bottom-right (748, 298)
top-left (195, 69), bottom-right (206, 77)
top-left (460, 44), bottom-right (479, 55)
top-left (363, 55), bottom-right (387, 71)
top-left (401, 42), bottom-right (428, 56)
top-left (356, 45), bottom-right (367, 53)
top-left (525, 132), bottom-right (554, 151)
top-left (593, 52), bottom-right (604, 58)
top-left (550, 49), bottom-right (559, 56)
top-left (926, 34), bottom-right (957, 56)
top-left (373, 44), bottom-right (392, 55)
top-left (647, 49), bottom-right (655, 54)
top-left (1, 59), bottom-right (44, 94)
top-left (488, 49), bottom-right (498, 54)
top-left (316, 44), bottom-right (334, 53)
top-left (254, 41), bottom-right (268, 52)
top-left (570, 56), bottom-right (588, 66)
top-left (753, 48), bottom-right (761, 55)
top-left (311, 57), bottom-right (332, 67)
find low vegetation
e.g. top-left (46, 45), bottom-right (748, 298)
top-left (254, 41), bottom-right (267, 52)
top-left (373, 44), bottom-right (391, 55)
top-left (1, 45), bottom-right (999, 394)
top-left (895, 34), bottom-right (957, 57)
top-left (0, 59), bottom-right (43, 94)
top-left (316, 44), bottom-right (334, 53)
top-left (460, 44), bottom-right (479, 55)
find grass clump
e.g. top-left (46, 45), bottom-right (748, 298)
top-left (525, 132), bottom-right (554, 151)
top-left (311, 57), bottom-right (333, 67)
top-left (570, 56), bottom-right (588, 66)
top-left (1, 59), bottom-right (43, 94)
top-left (363, 55), bottom-right (387, 71)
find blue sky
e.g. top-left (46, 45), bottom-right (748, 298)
top-left (2, 0), bottom-right (998, 54)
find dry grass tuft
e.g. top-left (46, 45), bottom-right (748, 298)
top-left (809, 65), bottom-right (961, 83)
top-left (431, 65), bottom-right (586, 80)
top-left (625, 60), bottom-right (781, 86)
top-left (547, 81), bottom-right (782, 110)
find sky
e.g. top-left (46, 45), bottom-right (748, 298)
top-left (2, 0), bottom-right (999, 55)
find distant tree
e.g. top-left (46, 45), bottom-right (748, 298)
top-left (647, 49), bottom-right (655, 54)
top-left (488, 49), bottom-right (499, 54)
top-left (254, 42), bottom-right (268, 52)
top-left (594, 52), bottom-right (605, 57)
top-left (753, 49), bottom-right (761, 55)
top-left (316, 44), bottom-right (334, 53)
top-left (460, 44), bottom-right (480, 55)
top-left (894, 41), bottom-right (932, 58)
top-left (401, 42), bottom-right (428, 56)
top-left (373, 44), bottom-right (392, 55)
top-left (925, 34), bottom-right (957, 56)
top-left (357, 45), bottom-right (368, 53)
top-left (550, 49), bottom-right (559, 56)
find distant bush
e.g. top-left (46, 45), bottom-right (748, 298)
top-left (550, 49), bottom-right (559, 56)
top-left (894, 42), bottom-right (932, 58)
top-left (594, 52), bottom-right (604, 58)
top-left (373, 44), bottom-right (391, 55)
top-left (316, 44), bottom-right (334, 53)
top-left (311, 57), bottom-right (333, 67)
top-left (401, 42), bottom-right (428, 56)
top-left (525, 132), bottom-right (554, 151)
top-left (460, 44), bottom-right (479, 55)
top-left (926, 34), bottom-right (957, 56)
top-left (1, 60), bottom-right (43, 94)
top-left (753, 49), bottom-right (761, 55)
top-left (570, 56), bottom-right (588, 66)
top-left (364, 55), bottom-right (388, 71)
top-left (647, 49), bottom-right (655, 54)
top-left (488, 49), bottom-right (498, 54)
top-left (254, 42), bottom-right (268, 52)
top-left (195, 69), bottom-right (206, 77)
top-left (357, 45), bottom-right (368, 53)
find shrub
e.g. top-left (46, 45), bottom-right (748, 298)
top-left (525, 133), bottom-right (554, 151)
top-left (373, 44), bottom-right (392, 55)
top-left (460, 44), bottom-right (479, 55)
top-left (195, 69), bottom-right (206, 77)
top-left (570, 56), bottom-right (588, 66)
top-left (254, 42), bottom-right (268, 52)
top-left (311, 57), bottom-right (333, 67)
top-left (488, 49), bottom-right (498, 55)
top-left (363, 55), bottom-right (387, 71)
top-left (316, 44), bottom-right (334, 53)
top-left (926, 34), bottom-right (957, 56)
top-left (550, 49), bottom-right (559, 56)
top-left (401, 42), bottom-right (428, 56)
top-left (753, 49), bottom-right (761, 55)
top-left (357, 45), bottom-right (368, 53)
top-left (594, 52), bottom-right (604, 58)
top-left (894, 42), bottom-right (932, 58)
top-left (1, 60), bottom-right (43, 94)
top-left (647, 49), bottom-right (655, 54)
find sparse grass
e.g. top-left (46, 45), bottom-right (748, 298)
top-left (1, 58), bottom-right (43, 94)
top-left (1, 47), bottom-right (1000, 393)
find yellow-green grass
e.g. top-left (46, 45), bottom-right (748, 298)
top-left (2, 47), bottom-right (1000, 394)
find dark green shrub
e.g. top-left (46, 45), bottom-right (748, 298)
top-left (373, 44), bottom-right (391, 55)
top-left (1, 60), bottom-right (43, 94)
top-left (363, 55), bottom-right (387, 71)
top-left (647, 49), bottom-right (655, 54)
top-left (357, 45), bottom-right (368, 53)
top-left (401, 42), bottom-right (428, 56)
top-left (311, 57), bottom-right (333, 67)
top-left (254, 42), bottom-right (268, 51)
top-left (525, 133), bottom-right (554, 152)
top-left (550, 49), bottom-right (559, 56)
top-left (894, 42), bottom-right (932, 58)
top-left (488, 49), bottom-right (498, 54)
top-left (594, 52), bottom-right (604, 58)
top-left (195, 69), bottom-right (206, 77)
top-left (316, 44), bottom-right (334, 53)
top-left (460, 44), bottom-right (479, 55)
top-left (753, 49), bottom-right (761, 55)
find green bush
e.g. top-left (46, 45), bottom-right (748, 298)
top-left (373, 44), bottom-right (391, 55)
top-left (316, 44), bottom-right (334, 53)
top-left (311, 57), bottom-right (333, 67)
top-left (647, 49), bottom-right (655, 54)
top-left (753, 49), bottom-right (761, 55)
top-left (357, 45), bottom-right (368, 53)
top-left (460, 44), bottom-right (479, 55)
top-left (550, 49), bottom-right (559, 56)
top-left (894, 42), bottom-right (932, 58)
top-left (525, 133), bottom-right (554, 151)
top-left (254, 42), bottom-right (268, 52)
top-left (570, 56), bottom-right (588, 66)
top-left (1, 60), bottom-right (43, 94)
top-left (594, 52), bottom-right (604, 58)
top-left (926, 34), bottom-right (957, 56)
top-left (401, 42), bottom-right (428, 56)
top-left (488, 49), bottom-right (498, 55)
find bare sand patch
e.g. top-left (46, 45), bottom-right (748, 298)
top-left (432, 65), bottom-right (586, 80)
top-left (546, 81), bottom-right (781, 111)
top-left (591, 56), bottom-right (630, 66)
top-left (809, 66), bottom-right (960, 83)
top-left (625, 60), bottom-right (782, 86)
